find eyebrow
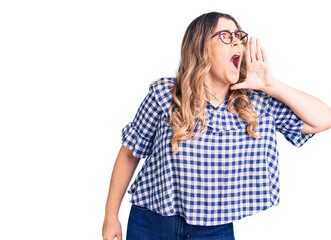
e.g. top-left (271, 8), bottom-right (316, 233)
top-left (216, 29), bottom-right (239, 33)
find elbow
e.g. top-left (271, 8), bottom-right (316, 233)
top-left (324, 121), bottom-right (331, 132)
top-left (302, 121), bottom-right (331, 134)
top-left (121, 145), bottom-right (140, 162)
top-left (319, 114), bottom-right (331, 132)
top-left (321, 107), bottom-right (331, 131)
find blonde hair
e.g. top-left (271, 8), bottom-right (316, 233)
top-left (157, 12), bottom-right (260, 154)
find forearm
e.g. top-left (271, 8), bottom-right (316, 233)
top-left (263, 78), bottom-right (331, 133)
top-left (105, 145), bottom-right (140, 218)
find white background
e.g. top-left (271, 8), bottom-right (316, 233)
top-left (1, 0), bottom-right (330, 239)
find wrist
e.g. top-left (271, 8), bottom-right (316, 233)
top-left (105, 213), bottom-right (119, 220)
top-left (105, 206), bottom-right (119, 219)
top-left (262, 77), bottom-right (279, 95)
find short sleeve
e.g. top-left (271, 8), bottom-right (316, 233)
top-left (267, 96), bottom-right (315, 147)
top-left (121, 86), bottom-right (163, 158)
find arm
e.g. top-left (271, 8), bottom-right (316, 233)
top-left (102, 145), bottom-right (140, 240)
top-left (230, 37), bottom-right (331, 134)
top-left (105, 145), bottom-right (140, 218)
top-left (104, 84), bottom-right (162, 218)
top-left (102, 82), bottom-right (162, 239)
top-left (262, 79), bottom-right (331, 134)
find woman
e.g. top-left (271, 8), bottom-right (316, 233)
top-left (102, 12), bottom-right (331, 240)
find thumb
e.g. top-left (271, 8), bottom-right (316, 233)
top-left (230, 82), bottom-right (248, 90)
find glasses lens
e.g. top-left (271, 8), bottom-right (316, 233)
top-left (236, 31), bottom-right (248, 44)
top-left (219, 31), bottom-right (232, 44)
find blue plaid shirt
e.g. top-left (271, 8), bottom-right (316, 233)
top-left (121, 77), bottom-right (315, 226)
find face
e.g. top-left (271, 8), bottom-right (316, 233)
top-left (206, 18), bottom-right (244, 87)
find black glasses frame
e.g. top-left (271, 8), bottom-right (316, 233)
top-left (211, 30), bottom-right (248, 45)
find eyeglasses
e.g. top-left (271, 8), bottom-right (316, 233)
top-left (211, 30), bottom-right (248, 45)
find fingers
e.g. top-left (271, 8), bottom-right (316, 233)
top-left (245, 41), bottom-right (251, 63)
top-left (256, 38), bottom-right (262, 61)
top-left (261, 46), bottom-right (268, 63)
top-left (249, 37), bottom-right (256, 62)
top-left (247, 37), bottom-right (265, 62)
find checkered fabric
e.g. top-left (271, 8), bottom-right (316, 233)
top-left (121, 77), bottom-right (314, 226)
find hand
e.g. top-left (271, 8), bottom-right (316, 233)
top-left (102, 215), bottom-right (122, 240)
top-left (230, 37), bottom-right (276, 92)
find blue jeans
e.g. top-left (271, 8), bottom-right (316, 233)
top-left (126, 204), bottom-right (235, 240)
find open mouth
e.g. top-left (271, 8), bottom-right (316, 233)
top-left (229, 52), bottom-right (240, 72)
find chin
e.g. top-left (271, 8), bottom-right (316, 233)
top-left (227, 74), bottom-right (240, 85)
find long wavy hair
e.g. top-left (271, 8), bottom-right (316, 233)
top-left (157, 12), bottom-right (260, 154)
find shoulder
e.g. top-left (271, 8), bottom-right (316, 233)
top-left (148, 77), bottom-right (175, 114)
top-left (149, 77), bottom-right (175, 93)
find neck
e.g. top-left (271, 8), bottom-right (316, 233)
top-left (204, 77), bottom-right (230, 103)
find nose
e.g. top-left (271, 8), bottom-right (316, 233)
top-left (231, 33), bottom-right (240, 46)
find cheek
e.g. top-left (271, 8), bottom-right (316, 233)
top-left (210, 51), bottom-right (228, 71)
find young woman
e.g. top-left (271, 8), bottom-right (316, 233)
top-left (102, 12), bottom-right (331, 240)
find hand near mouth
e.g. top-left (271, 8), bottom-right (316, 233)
top-left (230, 37), bottom-right (276, 92)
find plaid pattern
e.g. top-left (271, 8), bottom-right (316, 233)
top-left (121, 77), bottom-right (314, 226)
